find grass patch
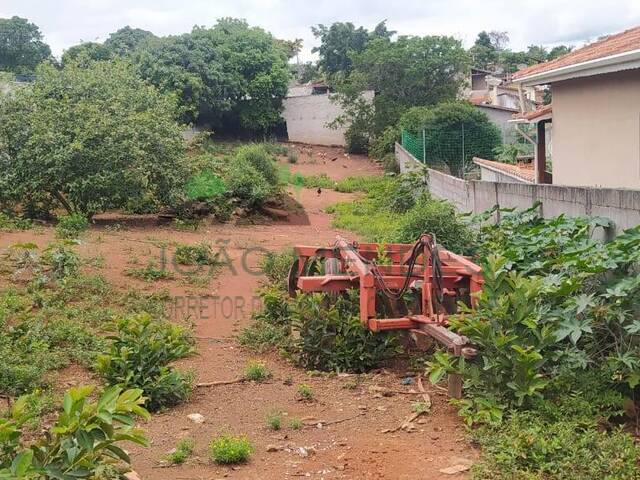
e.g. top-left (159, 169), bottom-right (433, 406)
top-left (210, 434), bottom-right (253, 464)
top-left (125, 262), bottom-right (174, 282)
top-left (167, 438), bottom-right (195, 465)
top-left (174, 242), bottom-right (219, 266)
top-left (288, 417), bottom-right (303, 430)
top-left (265, 410), bottom-right (282, 430)
top-left (244, 361), bottom-right (271, 382)
top-left (297, 383), bottom-right (314, 401)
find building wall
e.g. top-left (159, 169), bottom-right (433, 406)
top-left (475, 105), bottom-right (518, 142)
top-left (396, 143), bottom-right (640, 234)
top-left (552, 69), bottom-right (640, 188)
top-left (282, 91), bottom-right (374, 146)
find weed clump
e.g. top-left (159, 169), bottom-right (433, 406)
top-left (55, 213), bottom-right (89, 238)
top-left (210, 434), bottom-right (253, 464)
top-left (244, 361), bottom-right (271, 382)
top-left (167, 438), bottom-right (195, 464)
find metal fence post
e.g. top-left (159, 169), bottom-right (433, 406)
top-left (422, 129), bottom-right (426, 164)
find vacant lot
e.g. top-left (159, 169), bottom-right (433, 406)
top-left (0, 145), bottom-right (474, 480)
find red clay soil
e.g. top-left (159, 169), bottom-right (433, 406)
top-left (0, 145), bottom-right (476, 479)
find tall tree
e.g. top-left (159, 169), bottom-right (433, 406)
top-left (332, 34), bottom-right (469, 151)
top-left (133, 18), bottom-right (290, 131)
top-left (311, 21), bottom-right (393, 76)
top-left (0, 16), bottom-right (51, 73)
top-left (61, 42), bottom-right (112, 66)
top-left (104, 26), bottom-right (155, 56)
top-left (0, 59), bottom-right (188, 218)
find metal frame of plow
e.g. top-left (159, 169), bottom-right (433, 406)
top-left (288, 235), bottom-right (483, 398)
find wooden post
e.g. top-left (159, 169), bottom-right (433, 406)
top-left (535, 120), bottom-right (548, 184)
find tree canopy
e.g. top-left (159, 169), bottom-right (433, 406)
top-left (0, 16), bottom-right (51, 73)
top-left (470, 30), bottom-right (573, 73)
top-left (311, 21), bottom-right (394, 76)
top-left (331, 33), bottom-right (469, 151)
top-left (0, 59), bottom-right (188, 218)
top-left (133, 18), bottom-right (290, 131)
top-left (104, 26), bottom-right (156, 56)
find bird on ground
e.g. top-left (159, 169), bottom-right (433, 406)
top-left (317, 188), bottom-right (322, 196)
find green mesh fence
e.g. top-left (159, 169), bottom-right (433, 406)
top-left (401, 129), bottom-right (424, 162)
top-left (401, 124), bottom-right (500, 179)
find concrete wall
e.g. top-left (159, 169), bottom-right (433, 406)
top-left (552, 69), bottom-right (640, 188)
top-left (282, 90), bottom-right (374, 146)
top-left (475, 105), bottom-right (518, 142)
top-left (395, 143), bottom-right (640, 233)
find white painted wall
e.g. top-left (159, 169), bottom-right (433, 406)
top-left (282, 90), bottom-right (374, 146)
top-left (552, 69), bottom-right (640, 188)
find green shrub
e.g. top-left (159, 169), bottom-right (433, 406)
top-left (167, 438), bottom-right (195, 464)
top-left (471, 410), bottom-right (640, 480)
top-left (96, 313), bottom-right (194, 411)
top-left (288, 417), bottom-right (303, 430)
top-left (185, 170), bottom-right (227, 201)
top-left (42, 242), bottom-right (80, 279)
top-left (226, 159), bottom-right (272, 208)
top-left (0, 212), bottom-right (32, 232)
top-left (369, 124), bottom-right (400, 160)
top-left (380, 152), bottom-right (399, 173)
top-left (55, 213), bottom-right (89, 238)
top-left (399, 102), bottom-right (502, 177)
top-left (262, 141), bottom-right (288, 156)
top-left (261, 249), bottom-right (295, 287)
top-left (291, 292), bottom-right (400, 373)
top-left (244, 361), bottom-right (271, 382)
top-left (235, 144), bottom-right (279, 186)
top-left (0, 60), bottom-right (188, 219)
top-left (394, 193), bottom-right (476, 254)
top-left (174, 242), bottom-right (219, 266)
top-left (0, 386), bottom-right (149, 478)
top-left (238, 286), bottom-right (292, 352)
top-left (296, 383), bottom-right (314, 401)
top-left (265, 410), bottom-right (282, 430)
top-left (209, 434), bottom-right (252, 464)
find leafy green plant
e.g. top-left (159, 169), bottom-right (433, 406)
top-left (96, 313), bottom-right (194, 411)
top-left (42, 242), bottom-right (80, 279)
top-left (209, 434), bottom-right (252, 465)
top-left (291, 292), bottom-right (400, 373)
top-left (260, 249), bottom-right (296, 287)
top-left (492, 142), bottom-right (531, 164)
top-left (185, 170), bottom-right (227, 201)
top-left (55, 213), bottom-right (89, 238)
top-left (126, 262), bottom-right (174, 282)
top-left (174, 242), bottom-right (219, 266)
top-left (166, 438), bottom-right (195, 465)
top-left (265, 410), bottom-right (282, 430)
top-left (288, 417), bottom-right (303, 430)
top-left (235, 144), bottom-right (279, 186)
top-left (0, 213), bottom-right (32, 232)
top-left (244, 361), bottom-right (271, 382)
top-left (226, 159), bottom-right (272, 208)
top-left (0, 385), bottom-right (149, 479)
top-left (0, 59), bottom-right (188, 219)
top-left (296, 383), bottom-right (314, 401)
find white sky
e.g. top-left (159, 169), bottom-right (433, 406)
top-left (3, 0), bottom-right (640, 61)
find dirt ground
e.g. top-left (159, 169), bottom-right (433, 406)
top-left (0, 144), bottom-right (476, 479)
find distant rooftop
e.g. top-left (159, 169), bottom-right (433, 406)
top-left (513, 25), bottom-right (640, 84)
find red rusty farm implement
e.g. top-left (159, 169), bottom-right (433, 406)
top-left (287, 234), bottom-right (482, 396)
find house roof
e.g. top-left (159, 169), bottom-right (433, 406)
top-left (473, 158), bottom-right (535, 183)
top-left (512, 104), bottom-right (553, 122)
top-left (513, 25), bottom-right (640, 84)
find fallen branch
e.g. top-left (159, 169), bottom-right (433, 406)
top-left (196, 378), bottom-right (245, 387)
top-left (417, 377), bottom-right (432, 408)
top-left (305, 412), bottom-right (364, 428)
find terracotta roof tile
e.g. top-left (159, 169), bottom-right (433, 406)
top-left (473, 157), bottom-right (535, 183)
top-left (513, 25), bottom-right (640, 80)
top-left (514, 104), bottom-right (553, 121)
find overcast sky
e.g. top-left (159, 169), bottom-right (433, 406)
top-left (3, 0), bottom-right (640, 61)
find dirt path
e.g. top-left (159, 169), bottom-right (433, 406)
top-left (0, 145), bottom-right (476, 479)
